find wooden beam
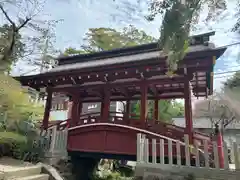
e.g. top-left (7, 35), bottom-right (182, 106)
top-left (26, 59), bottom-right (211, 88)
top-left (62, 87), bottom-right (184, 99)
top-left (51, 76), bottom-right (187, 92)
top-left (87, 88), bottom-right (103, 98)
top-left (116, 87), bottom-right (129, 97)
top-left (80, 95), bottom-right (185, 102)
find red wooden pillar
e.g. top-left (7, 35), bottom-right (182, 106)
top-left (184, 78), bottom-right (193, 143)
top-left (42, 89), bottom-right (53, 130)
top-left (217, 131), bottom-right (224, 168)
top-left (101, 101), bottom-right (104, 117)
top-left (67, 101), bottom-right (73, 119)
top-left (125, 100), bottom-right (130, 119)
top-left (101, 87), bottom-right (111, 122)
top-left (215, 124), bottom-right (224, 168)
top-left (140, 83), bottom-right (148, 122)
top-left (124, 100), bottom-right (130, 124)
top-left (71, 93), bottom-right (81, 126)
top-left (154, 99), bottom-right (159, 121)
top-left (78, 101), bottom-right (83, 120)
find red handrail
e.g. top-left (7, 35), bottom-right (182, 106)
top-left (44, 112), bottom-right (211, 146)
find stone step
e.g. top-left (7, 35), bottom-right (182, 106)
top-left (0, 172), bottom-right (4, 180)
top-left (10, 174), bottom-right (49, 180)
top-left (4, 166), bottom-right (42, 179)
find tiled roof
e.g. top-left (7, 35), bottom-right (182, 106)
top-left (47, 45), bottom-right (221, 73)
top-left (57, 31), bottom-right (216, 66)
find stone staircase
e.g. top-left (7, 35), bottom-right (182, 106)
top-left (0, 165), bottom-right (49, 180)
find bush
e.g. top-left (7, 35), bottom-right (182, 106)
top-left (0, 131), bottom-right (45, 163)
top-left (0, 131), bottom-right (27, 158)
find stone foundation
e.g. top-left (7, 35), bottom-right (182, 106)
top-left (135, 163), bottom-right (239, 180)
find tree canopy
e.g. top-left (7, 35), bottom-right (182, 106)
top-left (0, 74), bottom-right (44, 130)
top-left (108, 0), bottom-right (230, 75)
top-left (224, 71), bottom-right (240, 89)
top-left (0, 0), bottom-right (58, 131)
top-left (222, 71), bottom-right (240, 108)
top-left (64, 26), bottom-right (184, 122)
top-left (0, 0), bottom-right (61, 74)
top-left (130, 100), bottom-right (184, 122)
top-left (0, 24), bottom-right (25, 72)
top-left (64, 25), bottom-right (156, 55)
top-left (146, 0), bottom-right (227, 75)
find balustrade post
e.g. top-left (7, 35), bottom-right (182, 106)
top-left (137, 133), bottom-right (142, 162)
top-left (144, 138), bottom-right (149, 163)
top-left (213, 141), bottom-right (220, 169)
top-left (223, 141), bottom-right (229, 169)
top-left (49, 126), bottom-right (57, 154)
top-left (233, 142), bottom-right (240, 170)
top-left (203, 139), bottom-right (209, 168)
top-left (184, 134), bottom-right (190, 166)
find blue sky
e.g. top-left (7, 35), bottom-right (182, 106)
top-left (38, 0), bottom-right (240, 90)
top-left (2, 0), bottom-right (240, 90)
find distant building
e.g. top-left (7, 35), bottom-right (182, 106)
top-left (173, 117), bottom-right (240, 147)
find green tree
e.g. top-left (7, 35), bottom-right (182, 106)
top-left (233, 0), bottom-right (240, 32)
top-left (224, 71), bottom-right (240, 89)
top-left (0, 0), bottom-right (61, 73)
top-left (64, 26), bottom-right (184, 122)
top-left (64, 25), bottom-right (157, 55)
top-left (64, 47), bottom-right (87, 56)
top-left (107, 0), bottom-right (227, 74)
top-left (0, 74), bottom-right (44, 130)
top-left (0, 24), bottom-right (25, 72)
top-left (145, 0), bottom-right (227, 74)
top-left (32, 20), bottom-right (62, 73)
top-left (130, 100), bottom-right (184, 122)
top-left (223, 71), bottom-right (240, 103)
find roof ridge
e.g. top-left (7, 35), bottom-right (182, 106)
top-left (57, 31), bottom-right (216, 65)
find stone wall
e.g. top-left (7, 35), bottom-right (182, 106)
top-left (135, 163), bottom-right (239, 180)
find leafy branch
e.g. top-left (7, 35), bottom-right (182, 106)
top-left (0, 0), bottom-right (61, 73)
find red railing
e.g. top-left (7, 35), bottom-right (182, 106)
top-left (45, 112), bottom-right (211, 147)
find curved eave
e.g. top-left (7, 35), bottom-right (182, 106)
top-left (206, 47), bottom-right (227, 95)
top-left (14, 47), bottom-right (227, 92)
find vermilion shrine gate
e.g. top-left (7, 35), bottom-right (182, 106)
top-left (16, 32), bottom-right (226, 164)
